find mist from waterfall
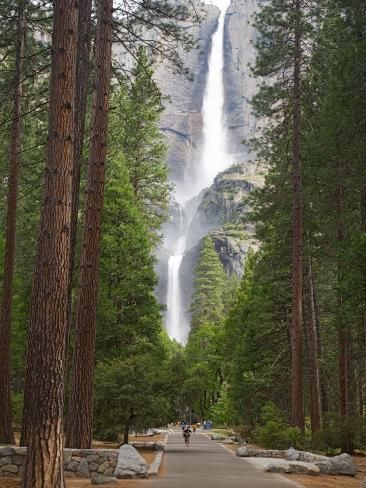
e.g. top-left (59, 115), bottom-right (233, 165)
top-left (165, 0), bottom-right (231, 345)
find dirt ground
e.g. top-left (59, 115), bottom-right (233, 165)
top-left (284, 456), bottom-right (366, 488)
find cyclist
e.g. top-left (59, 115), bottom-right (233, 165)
top-left (183, 425), bottom-right (192, 447)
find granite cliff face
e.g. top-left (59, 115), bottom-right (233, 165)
top-left (152, 0), bottom-right (262, 326)
top-left (185, 162), bottom-right (260, 271)
top-left (153, 0), bottom-right (260, 186)
top-left (156, 163), bottom-right (261, 311)
top-left (223, 0), bottom-right (259, 159)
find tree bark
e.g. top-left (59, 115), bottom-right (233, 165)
top-left (0, 2), bottom-right (25, 446)
top-left (65, 0), bottom-right (93, 357)
top-left (291, 0), bottom-right (304, 431)
top-left (123, 420), bottom-right (130, 445)
top-left (20, 0), bottom-right (78, 485)
top-left (66, 0), bottom-right (113, 449)
top-left (306, 253), bottom-right (322, 433)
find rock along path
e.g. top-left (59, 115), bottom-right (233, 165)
top-left (145, 431), bottom-right (303, 488)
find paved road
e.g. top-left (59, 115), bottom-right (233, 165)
top-left (146, 432), bottom-right (302, 488)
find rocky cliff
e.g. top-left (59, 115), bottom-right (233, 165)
top-left (154, 2), bottom-right (219, 188)
top-left (153, 0), bottom-right (260, 188)
top-left (156, 163), bottom-right (261, 310)
top-left (224, 0), bottom-right (259, 159)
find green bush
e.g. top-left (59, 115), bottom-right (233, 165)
top-left (255, 402), bottom-right (304, 449)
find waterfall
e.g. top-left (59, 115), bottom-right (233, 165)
top-left (165, 0), bottom-right (231, 345)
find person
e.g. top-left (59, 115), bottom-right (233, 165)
top-left (192, 423), bottom-right (197, 433)
top-left (183, 425), bottom-right (192, 447)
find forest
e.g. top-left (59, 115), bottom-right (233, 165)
top-left (0, 0), bottom-right (366, 486)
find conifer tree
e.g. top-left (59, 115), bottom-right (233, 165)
top-left (66, 0), bottom-right (114, 449)
top-left (0, 0), bottom-right (25, 445)
top-left (190, 236), bottom-right (227, 332)
top-left (109, 47), bottom-right (171, 243)
top-left (252, 0), bottom-right (318, 431)
top-left (20, 0), bottom-right (78, 483)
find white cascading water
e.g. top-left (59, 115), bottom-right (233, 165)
top-left (165, 210), bottom-right (189, 343)
top-left (165, 0), bottom-right (231, 344)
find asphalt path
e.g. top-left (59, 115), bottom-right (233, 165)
top-left (146, 431), bottom-right (302, 488)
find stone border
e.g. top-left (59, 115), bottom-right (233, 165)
top-left (0, 436), bottom-right (169, 480)
top-left (148, 433), bottom-right (169, 477)
top-left (205, 436), bottom-right (304, 488)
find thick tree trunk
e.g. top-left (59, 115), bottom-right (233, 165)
top-left (20, 0), bottom-right (78, 485)
top-left (306, 254), bottom-right (322, 433)
top-left (0, 3), bottom-right (25, 446)
top-left (291, 1), bottom-right (304, 431)
top-left (66, 0), bottom-right (113, 449)
top-left (65, 0), bottom-right (93, 357)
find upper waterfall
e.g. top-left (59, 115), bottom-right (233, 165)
top-left (198, 0), bottom-right (232, 192)
top-left (176, 0), bottom-right (232, 205)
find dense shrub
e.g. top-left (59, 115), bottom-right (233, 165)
top-left (255, 402), bottom-right (304, 449)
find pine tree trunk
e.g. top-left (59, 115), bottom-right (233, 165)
top-left (291, 1), bottom-right (304, 430)
top-left (20, 0), bottom-right (78, 485)
top-left (0, 2), bottom-right (25, 446)
top-left (66, 0), bottom-right (113, 449)
top-left (336, 180), bottom-right (353, 453)
top-left (123, 420), bottom-right (130, 445)
top-left (306, 254), bottom-right (322, 433)
top-left (65, 0), bottom-right (92, 355)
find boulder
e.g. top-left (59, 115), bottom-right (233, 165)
top-left (299, 451), bottom-right (327, 463)
top-left (266, 461), bottom-right (290, 474)
top-left (316, 453), bottom-right (357, 476)
top-left (331, 454), bottom-right (357, 476)
top-left (114, 444), bottom-right (148, 479)
top-left (286, 447), bottom-right (300, 461)
top-left (266, 460), bottom-right (320, 476)
top-left (91, 474), bottom-right (117, 485)
top-left (236, 446), bottom-right (250, 457)
top-left (288, 461), bottom-right (320, 476)
top-left (210, 434), bottom-right (226, 441)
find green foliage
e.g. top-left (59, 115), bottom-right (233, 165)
top-left (190, 236), bottom-right (228, 331)
top-left (97, 157), bottom-right (162, 357)
top-left (94, 352), bottom-right (170, 440)
top-left (208, 384), bottom-right (235, 426)
top-left (109, 47), bottom-right (171, 245)
top-left (255, 403), bottom-right (304, 450)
